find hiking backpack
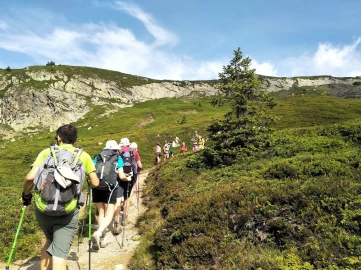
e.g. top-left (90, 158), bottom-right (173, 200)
top-left (119, 149), bottom-right (137, 175)
top-left (33, 146), bottom-right (85, 216)
top-left (94, 149), bottom-right (119, 190)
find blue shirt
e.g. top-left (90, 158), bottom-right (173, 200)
top-left (93, 154), bottom-right (124, 170)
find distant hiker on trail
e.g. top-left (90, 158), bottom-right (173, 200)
top-left (198, 136), bottom-right (205, 150)
top-left (154, 142), bottom-right (162, 164)
top-left (168, 148), bottom-right (174, 158)
top-left (163, 142), bottom-right (170, 159)
top-left (172, 136), bottom-right (180, 148)
top-left (180, 142), bottom-right (187, 153)
top-left (117, 138), bottom-right (141, 226)
top-left (192, 142), bottom-right (199, 152)
top-left (22, 124), bottom-right (100, 270)
top-left (92, 140), bottom-right (127, 250)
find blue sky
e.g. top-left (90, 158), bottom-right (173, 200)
top-left (0, 0), bottom-right (360, 80)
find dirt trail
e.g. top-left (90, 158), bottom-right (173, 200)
top-left (1, 170), bottom-right (149, 270)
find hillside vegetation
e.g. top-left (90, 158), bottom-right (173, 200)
top-left (1, 91), bottom-right (361, 269)
top-left (0, 96), bottom-right (228, 262)
top-left (2, 61), bottom-right (361, 269)
top-left (130, 93), bottom-right (361, 270)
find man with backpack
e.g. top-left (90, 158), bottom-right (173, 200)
top-left (91, 140), bottom-right (128, 250)
top-left (116, 138), bottom-right (141, 226)
top-left (22, 124), bottom-right (99, 270)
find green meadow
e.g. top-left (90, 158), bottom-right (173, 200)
top-left (2, 90), bottom-right (361, 269)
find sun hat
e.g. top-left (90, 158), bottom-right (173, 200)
top-left (119, 138), bottom-right (130, 146)
top-left (104, 140), bottom-right (120, 150)
top-left (130, 142), bottom-right (138, 149)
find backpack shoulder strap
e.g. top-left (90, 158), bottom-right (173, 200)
top-left (72, 148), bottom-right (83, 168)
top-left (50, 146), bottom-right (58, 165)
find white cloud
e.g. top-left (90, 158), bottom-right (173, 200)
top-left (2, 3), bottom-right (359, 80)
top-left (0, 4), bottom-right (221, 80)
top-left (251, 60), bottom-right (278, 76)
top-left (278, 38), bottom-right (361, 77)
top-left (113, 1), bottom-right (178, 47)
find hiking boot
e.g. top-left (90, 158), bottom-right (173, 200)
top-left (100, 237), bottom-right (108, 248)
top-left (91, 231), bottom-right (101, 251)
top-left (113, 222), bottom-right (121, 235)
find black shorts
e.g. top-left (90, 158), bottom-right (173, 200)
top-left (92, 187), bottom-right (118, 204)
top-left (116, 183), bottom-right (124, 198)
top-left (118, 174), bottom-right (137, 200)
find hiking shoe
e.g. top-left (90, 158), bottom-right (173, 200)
top-left (91, 231), bottom-right (101, 251)
top-left (113, 222), bottom-right (121, 235)
top-left (100, 237), bottom-right (108, 248)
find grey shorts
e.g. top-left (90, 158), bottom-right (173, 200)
top-left (35, 208), bottom-right (79, 259)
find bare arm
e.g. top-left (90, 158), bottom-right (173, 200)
top-left (137, 160), bottom-right (143, 172)
top-left (118, 167), bottom-right (128, 181)
top-left (87, 171), bottom-right (99, 188)
top-left (23, 166), bottom-right (39, 195)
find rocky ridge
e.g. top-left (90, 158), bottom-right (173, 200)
top-left (1, 66), bottom-right (360, 136)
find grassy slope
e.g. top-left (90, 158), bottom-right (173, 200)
top-left (130, 93), bottom-right (361, 270)
top-left (0, 96), bottom-right (227, 262)
top-left (1, 81), bottom-right (361, 267)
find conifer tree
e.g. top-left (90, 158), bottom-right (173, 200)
top-left (205, 48), bottom-right (277, 165)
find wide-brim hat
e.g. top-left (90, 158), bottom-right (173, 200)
top-left (120, 138), bottom-right (130, 146)
top-left (104, 140), bottom-right (120, 150)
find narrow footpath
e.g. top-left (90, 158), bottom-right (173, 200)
top-left (2, 170), bottom-right (149, 270)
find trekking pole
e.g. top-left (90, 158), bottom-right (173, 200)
top-left (136, 174), bottom-right (140, 215)
top-left (88, 186), bottom-right (92, 270)
top-left (121, 181), bottom-right (130, 248)
top-left (78, 188), bottom-right (90, 252)
top-left (5, 206), bottom-right (27, 270)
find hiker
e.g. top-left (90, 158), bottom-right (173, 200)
top-left (168, 148), bottom-right (174, 158)
top-left (192, 142), bottom-right (199, 152)
top-left (22, 124), bottom-right (100, 270)
top-left (198, 136), bottom-right (205, 150)
top-left (163, 142), bottom-right (170, 159)
top-left (128, 142), bottom-right (143, 206)
top-left (117, 138), bottom-right (142, 225)
top-left (180, 142), bottom-right (187, 153)
top-left (91, 140), bottom-right (127, 250)
top-left (154, 142), bottom-right (162, 164)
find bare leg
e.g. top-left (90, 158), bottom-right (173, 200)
top-left (113, 197), bottom-right (122, 224)
top-left (40, 240), bottom-right (52, 270)
top-left (52, 256), bottom-right (67, 270)
top-left (96, 203), bottom-right (115, 234)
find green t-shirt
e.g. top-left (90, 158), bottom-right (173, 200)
top-left (32, 144), bottom-right (96, 174)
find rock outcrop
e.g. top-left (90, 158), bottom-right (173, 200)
top-left (0, 67), bottom-right (218, 133)
top-left (0, 66), bottom-right (360, 135)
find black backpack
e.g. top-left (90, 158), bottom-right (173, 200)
top-left (119, 149), bottom-right (137, 174)
top-left (94, 149), bottom-right (119, 190)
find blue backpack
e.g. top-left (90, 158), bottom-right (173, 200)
top-left (119, 150), bottom-right (137, 175)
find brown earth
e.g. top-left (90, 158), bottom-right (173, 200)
top-left (1, 170), bottom-right (149, 270)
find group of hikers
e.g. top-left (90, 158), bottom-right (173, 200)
top-left (17, 123), bottom-right (207, 270)
top-left (154, 135), bottom-right (206, 164)
top-left (20, 124), bottom-right (142, 270)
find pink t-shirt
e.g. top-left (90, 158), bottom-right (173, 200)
top-left (120, 146), bottom-right (141, 161)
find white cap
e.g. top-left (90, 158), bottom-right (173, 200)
top-left (130, 142), bottom-right (138, 149)
top-left (104, 140), bottom-right (120, 150)
top-left (119, 137), bottom-right (130, 146)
